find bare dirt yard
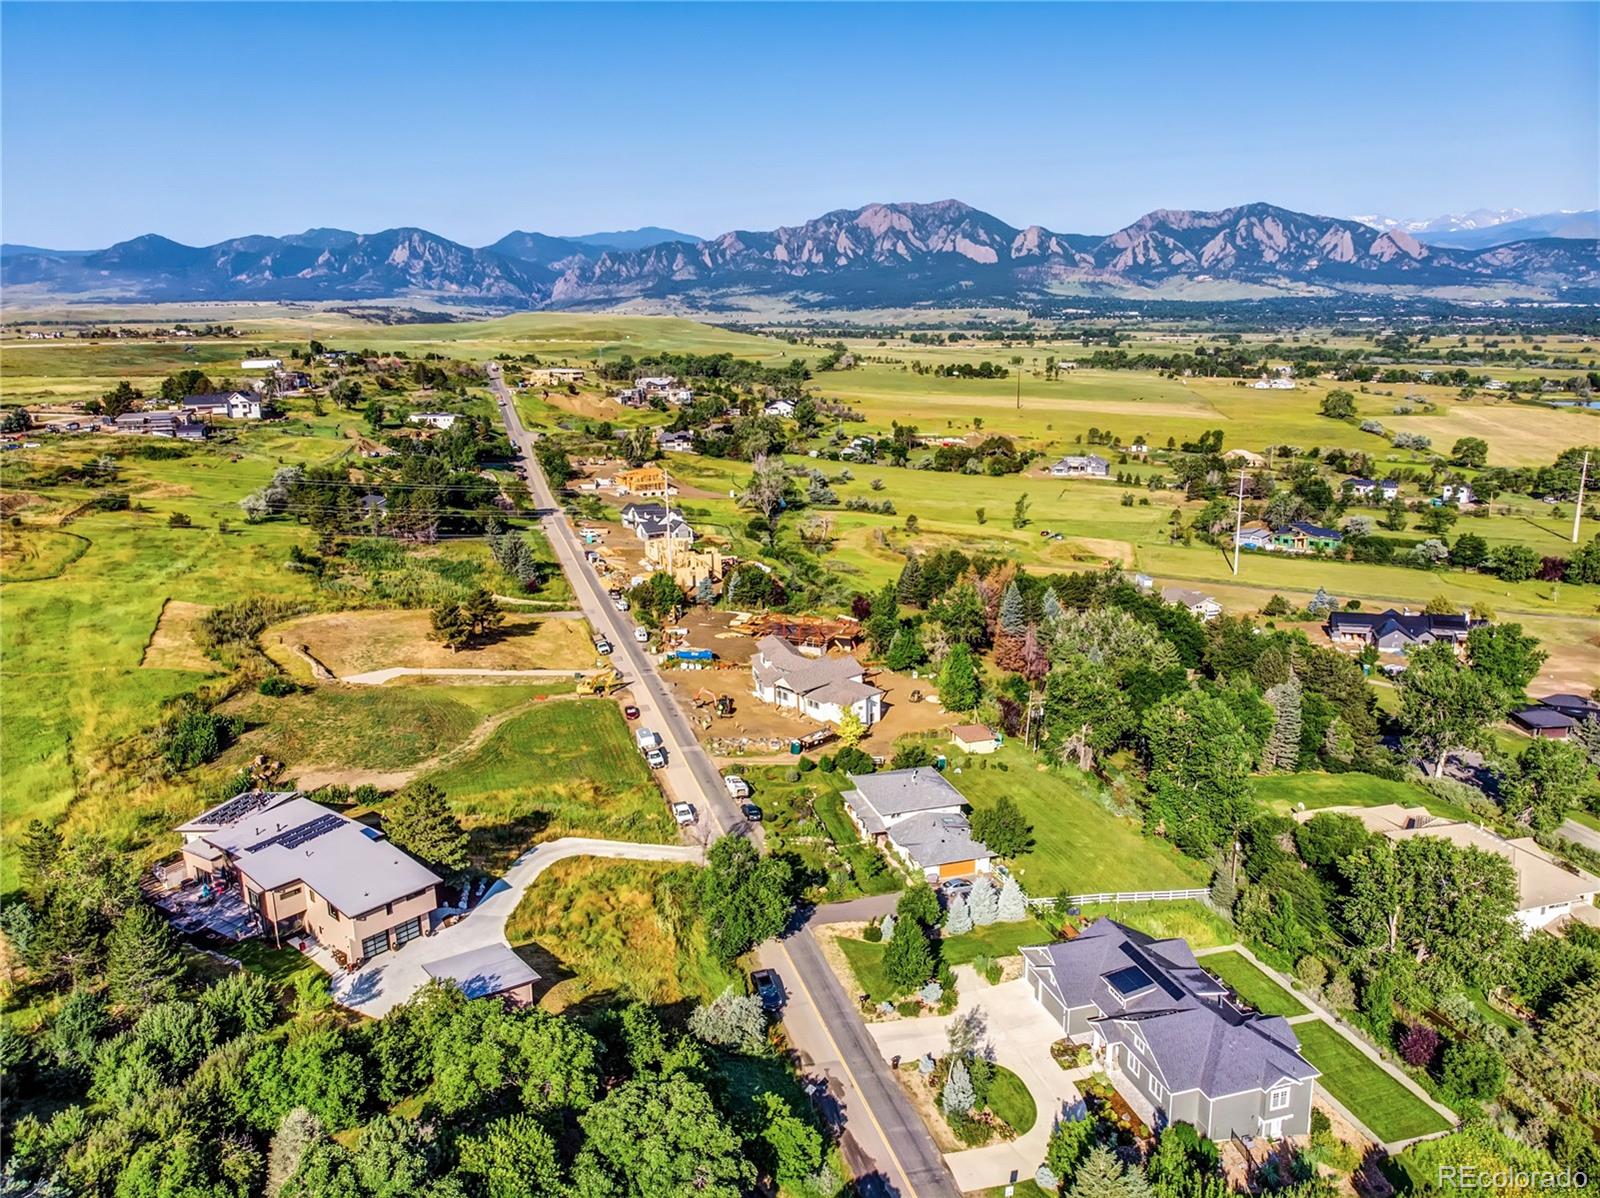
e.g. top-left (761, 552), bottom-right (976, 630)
top-left (264, 609), bottom-right (595, 678)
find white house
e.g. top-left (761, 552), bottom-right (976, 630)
top-left (763, 399), bottom-right (797, 419)
top-left (408, 412), bottom-right (459, 430)
top-left (1049, 454), bottom-right (1110, 478)
top-left (1441, 482), bottom-right (1476, 507)
top-left (240, 357), bottom-right (283, 370)
top-left (1221, 448), bottom-right (1267, 468)
top-left (750, 635), bottom-right (883, 727)
top-left (841, 767), bottom-right (992, 881)
top-left (1161, 586), bottom-right (1223, 621)
top-left (181, 391), bottom-right (262, 420)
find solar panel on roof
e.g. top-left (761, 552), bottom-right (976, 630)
top-left (244, 812), bottom-right (344, 854)
top-left (1105, 965), bottom-right (1156, 998)
top-left (205, 790), bottom-right (276, 826)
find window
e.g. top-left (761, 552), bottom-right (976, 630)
top-left (1269, 1086), bottom-right (1291, 1111)
top-left (277, 885), bottom-right (302, 900)
top-left (361, 930), bottom-right (391, 960)
top-left (392, 917), bottom-right (423, 947)
top-left (1124, 1052), bottom-right (1141, 1079)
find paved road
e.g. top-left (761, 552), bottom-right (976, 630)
top-left (1560, 816), bottom-right (1600, 854)
top-left (331, 837), bottom-right (703, 1016)
top-left (488, 364), bottom-right (755, 843)
top-left (762, 906), bottom-right (962, 1198)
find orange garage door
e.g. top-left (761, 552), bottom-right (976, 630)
top-left (938, 860), bottom-right (974, 879)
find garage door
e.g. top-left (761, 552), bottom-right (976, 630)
top-left (939, 860), bottom-right (974, 879)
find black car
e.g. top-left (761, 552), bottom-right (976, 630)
top-left (751, 968), bottom-right (783, 1008)
top-left (740, 802), bottom-right (764, 823)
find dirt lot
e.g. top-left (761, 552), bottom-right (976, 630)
top-left (264, 609), bottom-right (596, 677)
top-left (662, 609), bottom-right (957, 757)
top-left (140, 599), bottom-right (219, 672)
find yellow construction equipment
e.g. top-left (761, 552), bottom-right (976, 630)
top-left (575, 668), bottom-right (621, 696)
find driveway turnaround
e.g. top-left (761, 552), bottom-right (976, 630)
top-left (330, 837), bottom-right (702, 1017)
top-left (488, 363), bottom-right (755, 844)
top-left (865, 967), bottom-right (1084, 1192)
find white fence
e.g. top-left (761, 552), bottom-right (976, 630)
top-left (1027, 887), bottom-right (1211, 908)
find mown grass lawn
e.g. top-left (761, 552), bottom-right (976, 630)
top-left (986, 1065), bottom-right (1037, 1134)
top-left (1293, 1021), bottom-right (1452, 1142)
top-left (954, 747), bottom-right (1210, 898)
top-left (837, 917), bottom-right (1055, 1002)
top-left (1199, 950), bottom-right (1308, 1017)
top-left (1252, 771), bottom-right (1473, 822)
top-left (421, 699), bottom-right (674, 868)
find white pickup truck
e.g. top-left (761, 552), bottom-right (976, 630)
top-left (635, 727), bottom-right (663, 751)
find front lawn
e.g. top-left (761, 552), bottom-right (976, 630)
top-left (1199, 950), bottom-right (1308, 1017)
top-left (1253, 771), bottom-right (1473, 823)
top-left (987, 1065), bottom-right (1037, 1134)
top-left (1293, 1021), bottom-right (1452, 1142)
top-left (837, 935), bottom-right (898, 1003)
top-left (954, 747), bottom-right (1209, 897)
top-left (939, 918), bottom-right (1056, 966)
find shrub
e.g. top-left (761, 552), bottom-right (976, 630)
top-left (1398, 1022), bottom-right (1441, 1068)
top-left (257, 674), bottom-right (300, 697)
top-left (1440, 1039), bottom-right (1506, 1101)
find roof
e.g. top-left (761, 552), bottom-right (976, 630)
top-left (888, 811), bottom-right (991, 868)
top-left (1326, 609), bottom-right (1480, 641)
top-left (1511, 706), bottom-right (1575, 731)
top-left (1052, 454), bottom-right (1108, 470)
top-left (1296, 805), bottom-right (1600, 914)
top-left (752, 636), bottom-right (879, 706)
top-left (1027, 919), bottom-right (1317, 1097)
top-left (1160, 586), bottom-right (1217, 608)
top-left (1282, 521), bottom-right (1342, 539)
top-left (1539, 694), bottom-right (1600, 717)
top-left (845, 766), bottom-right (966, 823)
top-left (178, 792), bottom-right (441, 918)
top-left (951, 724), bottom-right (998, 744)
top-left (182, 391), bottom-right (251, 406)
top-left (423, 945), bottom-right (540, 999)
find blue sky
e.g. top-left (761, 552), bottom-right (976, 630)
top-left (3, 2), bottom-right (1596, 248)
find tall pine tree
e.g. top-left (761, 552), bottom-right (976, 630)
top-left (1262, 673), bottom-right (1304, 771)
top-left (106, 901), bottom-right (183, 1011)
top-left (999, 580), bottom-right (1027, 636)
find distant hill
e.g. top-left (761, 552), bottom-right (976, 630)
top-left (1352, 208), bottom-right (1599, 250)
top-left (5, 200), bottom-right (1597, 308)
top-left (564, 226), bottom-right (703, 251)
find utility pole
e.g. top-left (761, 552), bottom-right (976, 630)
top-left (1230, 467), bottom-right (1246, 576)
top-left (1573, 451), bottom-right (1589, 544)
top-left (1016, 365), bottom-right (1022, 411)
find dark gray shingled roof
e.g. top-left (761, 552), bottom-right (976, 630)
top-left (1029, 918), bottom-right (1317, 1097)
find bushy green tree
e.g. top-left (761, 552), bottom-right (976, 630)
top-left (383, 782), bottom-right (469, 874)
top-left (699, 835), bottom-right (794, 964)
top-left (1141, 688), bottom-right (1257, 857)
top-left (971, 797), bottom-right (1032, 858)
top-left (106, 901), bottom-right (183, 1011)
top-left (938, 643), bottom-right (981, 712)
top-left (883, 917), bottom-right (935, 990)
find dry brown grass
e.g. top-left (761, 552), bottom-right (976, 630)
top-left (263, 609), bottom-right (594, 676)
top-left (139, 599), bottom-right (219, 672)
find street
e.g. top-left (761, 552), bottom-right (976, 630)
top-left (487, 363), bottom-right (755, 843)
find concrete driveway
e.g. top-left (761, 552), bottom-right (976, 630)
top-left (329, 837), bottom-right (702, 1016)
top-left (864, 966), bottom-right (1083, 1192)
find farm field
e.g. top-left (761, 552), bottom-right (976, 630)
top-left (1198, 950), bottom-right (1309, 1017)
top-left (1293, 1020), bottom-right (1453, 1143)
top-left (954, 747), bottom-right (1211, 898)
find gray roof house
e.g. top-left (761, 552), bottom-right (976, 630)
top-left (1022, 919), bottom-right (1318, 1140)
top-left (842, 767), bottom-right (991, 881)
top-left (1049, 454), bottom-right (1110, 478)
top-left (750, 635), bottom-right (883, 728)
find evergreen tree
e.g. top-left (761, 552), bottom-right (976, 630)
top-left (938, 644), bottom-right (980, 712)
top-left (1262, 673), bottom-right (1304, 771)
top-left (18, 818), bottom-right (61, 900)
top-left (999, 580), bottom-right (1027, 635)
top-left (878, 913), bottom-right (896, 943)
top-left (941, 1058), bottom-right (976, 1115)
top-left (997, 875), bottom-right (1028, 922)
top-left (896, 555), bottom-right (925, 606)
top-left (430, 601), bottom-right (472, 651)
top-left (886, 624), bottom-right (926, 672)
top-left (968, 877), bottom-right (999, 926)
top-left (462, 588), bottom-right (504, 640)
top-left (883, 917), bottom-right (933, 990)
top-left (106, 901), bottom-right (183, 1011)
top-left (863, 583), bottom-right (900, 653)
top-left (1041, 587), bottom-right (1066, 625)
top-left (943, 893), bottom-right (973, 935)
top-left (383, 782), bottom-right (469, 874)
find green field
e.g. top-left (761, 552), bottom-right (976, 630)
top-left (419, 698), bottom-right (675, 868)
top-left (954, 747), bottom-right (1210, 897)
top-left (1252, 771), bottom-right (1474, 822)
top-left (1199, 950), bottom-right (1308, 1017)
top-left (1293, 1020), bottom-right (1452, 1143)
top-left (1069, 899), bottom-right (1234, 948)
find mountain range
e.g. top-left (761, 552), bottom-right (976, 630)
top-left (4, 200), bottom-right (1596, 310)
top-left (1350, 208), bottom-right (1600, 250)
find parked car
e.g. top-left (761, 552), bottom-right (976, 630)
top-left (634, 627), bottom-right (649, 643)
top-left (940, 877), bottom-right (973, 897)
top-left (594, 641), bottom-right (613, 656)
top-left (740, 803), bottom-right (764, 823)
top-left (672, 801), bottom-right (696, 825)
top-left (614, 597), bottom-right (629, 612)
top-left (623, 705), bottom-right (640, 720)
top-left (646, 748), bottom-right (668, 769)
top-left (635, 728), bottom-right (662, 750)
top-left (751, 968), bottom-right (783, 1008)
top-left (723, 774), bottom-right (751, 799)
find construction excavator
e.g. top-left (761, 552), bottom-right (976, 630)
top-left (575, 667), bottom-right (622, 696)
